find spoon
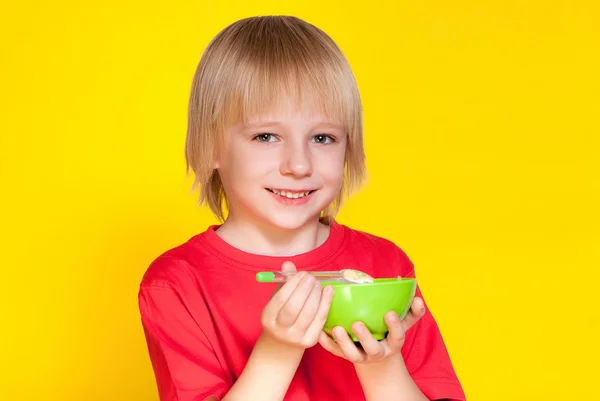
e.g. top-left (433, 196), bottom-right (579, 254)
top-left (255, 269), bottom-right (374, 284)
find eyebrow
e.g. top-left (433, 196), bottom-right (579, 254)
top-left (243, 121), bottom-right (344, 130)
top-left (243, 121), bottom-right (282, 129)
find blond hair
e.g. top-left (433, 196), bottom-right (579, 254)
top-left (185, 15), bottom-right (366, 223)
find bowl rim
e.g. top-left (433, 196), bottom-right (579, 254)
top-left (321, 277), bottom-right (417, 287)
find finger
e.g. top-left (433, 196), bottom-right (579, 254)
top-left (264, 271), bottom-right (307, 316)
top-left (318, 331), bottom-right (343, 357)
top-left (271, 261), bottom-right (298, 296)
top-left (332, 326), bottom-right (365, 363)
top-left (400, 297), bottom-right (426, 332)
top-left (304, 285), bottom-right (334, 340)
top-left (351, 322), bottom-right (386, 360)
top-left (281, 260), bottom-right (297, 273)
top-left (292, 280), bottom-right (322, 331)
top-left (276, 273), bottom-right (317, 327)
top-left (383, 311), bottom-right (406, 353)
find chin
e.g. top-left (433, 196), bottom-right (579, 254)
top-left (262, 211), bottom-right (320, 231)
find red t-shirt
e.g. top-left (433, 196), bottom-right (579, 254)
top-left (138, 220), bottom-right (466, 401)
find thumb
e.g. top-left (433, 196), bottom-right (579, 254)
top-left (401, 297), bottom-right (426, 332)
top-left (281, 260), bottom-right (297, 273)
top-left (271, 260), bottom-right (297, 296)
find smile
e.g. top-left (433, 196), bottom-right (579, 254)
top-left (266, 188), bottom-right (315, 199)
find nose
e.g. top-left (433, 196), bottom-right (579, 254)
top-left (280, 140), bottom-right (313, 177)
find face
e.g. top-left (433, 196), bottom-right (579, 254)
top-left (214, 105), bottom-right (347, 231)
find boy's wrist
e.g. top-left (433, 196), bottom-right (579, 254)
top-left (354, 354), bottom-right (427, 401)
top-left (255, 331), bottom-right (306, 361)
top-left (223, 333), bottom-right (305, 401)
top-left (354, 352), bottom-right (407, 376)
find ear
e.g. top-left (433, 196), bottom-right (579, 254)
top-left (211, 152), bottom-right (220, 169)
top-left (212, 134), bottom-right (226, 169)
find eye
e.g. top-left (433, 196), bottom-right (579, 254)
top-left (253, 133), bottom-right (277, 143)
top-left (311, 134), bottom-right (335, 144)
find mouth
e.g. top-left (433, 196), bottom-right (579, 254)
top-left (266, 188), bottom-right (316, 199)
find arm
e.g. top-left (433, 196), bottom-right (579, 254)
top-left (319, 301), bottom-right (430, 401)
top-left (318, 244), bottom-right (465, 401)
top-left (381, 247), bottom-right (465, 401)
top-left (222, 265), bottom-right (333, 401)
top-left (347, 290), bottom-right (465, 401)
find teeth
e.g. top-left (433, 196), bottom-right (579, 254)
top-left (270, 189), bottom-right (311, 198)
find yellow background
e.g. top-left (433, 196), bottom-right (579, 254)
top-left (1, 1), bottom-right (599, 400)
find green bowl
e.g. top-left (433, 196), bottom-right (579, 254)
top-left (321, 278), bottom-right (417, 342)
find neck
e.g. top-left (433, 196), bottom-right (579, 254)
top-left (215, 213), bottom-right (330, 257)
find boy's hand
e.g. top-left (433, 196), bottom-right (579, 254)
top-left (318, 297), bottom-right (426, 364)
top-left (260, 261), bottom-right (334, 349)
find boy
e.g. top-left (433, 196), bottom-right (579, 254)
top-left (139, 15), bottom-right (465, 401)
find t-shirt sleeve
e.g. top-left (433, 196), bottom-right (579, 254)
top-left (139, 276), bottom-right (230, 401)
top-left (395, 248), bottom-right (466, 401)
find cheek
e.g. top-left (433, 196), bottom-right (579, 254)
top-left (222, 143), bottom-right (276, 179)
top-left (319, 150), bottom-right (346, 183)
